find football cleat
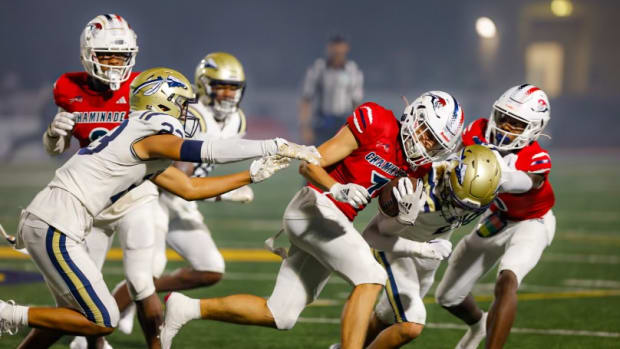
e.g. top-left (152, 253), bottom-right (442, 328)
top-left (0, 300), bottom-right (20, 337)
top-left (455, 311), bottom-right (487, 349)
top-left (160, 292), bottom-right (198, 349)
top-left (117, 303), bottom-right (136, 335)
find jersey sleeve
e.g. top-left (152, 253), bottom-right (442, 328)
top-left (461, 118), bottom-right (489, 146)
top-left (133, 111), bottom-right (185, 139)
top-left (52, 74), bottom-right (72, 110)
top-left (515, 145), bottom-right (552, 175)
top-left (346, 102), bottom-right (394, 147)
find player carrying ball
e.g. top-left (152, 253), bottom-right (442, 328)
top-left (161, 91), bottom-right (465, 349)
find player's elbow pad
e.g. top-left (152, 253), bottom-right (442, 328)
top-left (179, 138), bottom-right (278, 164)
top-left (500, 170), bottom-right (533, 193)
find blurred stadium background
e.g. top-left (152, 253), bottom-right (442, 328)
top-left (1, 0), bottom-right (619, 348)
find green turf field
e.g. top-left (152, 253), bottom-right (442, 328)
top-left (1, 154), bottom-right (619, 348)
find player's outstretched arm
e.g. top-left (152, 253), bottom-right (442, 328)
top-left (152, 166), bottom-right (251, 201)
top-left (152, 155), bottom-right (290, 201)
top-left (299, 125), bottom-right (359, 190)
top-left (133, 134), bottom-right (320, 164)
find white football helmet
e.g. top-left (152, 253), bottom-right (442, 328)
top-left (400, 91), bottom-right (465, 166)
top-left (486, 84), bottom-right (550, 150)
top-left (80, 14), bottom-right (138, 90)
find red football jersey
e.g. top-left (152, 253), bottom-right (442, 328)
top-left (53, 71), bottom-right (140, 147)
top-left (308, 102), bottom-right (431, 221)
top-left (462, 118), bottom-right (555, 220)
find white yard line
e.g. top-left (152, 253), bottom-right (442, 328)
top-left (543, 253), bottom-right (620, 264)
top-left (298, 317), bottom-right (620, 338)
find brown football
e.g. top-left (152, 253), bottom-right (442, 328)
top-left (378, 177), bottom-right (418, 217)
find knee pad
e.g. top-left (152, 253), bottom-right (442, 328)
top-left (266, 296), bottom-right (303, 330)
top-left (434, 282), bottom-right (464, 308)
top-left (127, 270), bottom-right (156, 301)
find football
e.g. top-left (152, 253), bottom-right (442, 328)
top-left (378, 176), bottom-right (418, 217)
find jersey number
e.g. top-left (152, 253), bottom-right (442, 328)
top-left (367, 171), bottom-right (389, 196)
top-left (78, 120), bottom-right (128, 155)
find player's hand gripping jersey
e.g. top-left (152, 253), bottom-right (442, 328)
top-left (53, 71), bottom-right (140, 147)
top-left (308, 102), bottom-right (430, 220)
top-left (462, 118), bottom-right (555, 220)
top-left (27, 111), bottom-right (183, 240)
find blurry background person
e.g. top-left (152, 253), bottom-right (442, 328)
top-left (299, 34), bottom-right (364, 145)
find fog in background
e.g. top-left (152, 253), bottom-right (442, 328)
top-left (1, 0), bottom-right (619, 162)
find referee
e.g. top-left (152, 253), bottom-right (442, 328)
top-left (299, 35), bottom-right (364, 145)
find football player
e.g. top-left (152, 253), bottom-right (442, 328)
top-left (353, 145), bottom-right (502, 349)
top-left (42, 14), bottom-right (166, 349)
top-left (434, 84), bottom-right (555, 349)
top-left (111, 52), bottom-right (252, 334)
top-left (160, 91), bottom-right (465, 349)
top-left (0, 67), bottom-right (319, 348)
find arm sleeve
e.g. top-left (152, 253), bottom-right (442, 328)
top-left (42, 107), bottom-right (71, 155)
top-left (180, 138), bottom-right (278, 164)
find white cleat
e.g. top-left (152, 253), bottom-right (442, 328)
top-left (69, 336), bottom-right (113, 349)
top-left (117, 303), bottom-right (136, 335)
top-left (160, 292), bottom-right (198, 349)
top-left (455, 312), bottom-right (488, 349)
top-left (0, 299), bottom-right (20, 337)
top-left (328, 344), bottom-right (341, 349)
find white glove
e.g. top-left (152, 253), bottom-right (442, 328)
top-left (48, 111), bottom-right (76, 137)
top-left (274, 138), bottom-right (321, 165)
top-left (250, 155), bottom-right (291, 183)
top-left (329, 182), bottom-right (370, 208)
top-left (393, 177), bottom-right (425, 225)
top-left (219, 185), bottom-right (254, 203)
top-left (412, 239), bottom-right (452, 260)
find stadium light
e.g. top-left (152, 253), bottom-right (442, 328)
top-left (550, 0), bottom-right (573, 17)
top-left (475, 17), bottom-right (497, 39)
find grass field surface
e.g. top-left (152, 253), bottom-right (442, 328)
top-left (0, 154), bottom-right (619, 348)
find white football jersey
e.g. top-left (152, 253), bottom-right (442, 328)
top-left (26, 110), bottom-right (184, 240)
top-left (386, 162), bottom-right (483, 242)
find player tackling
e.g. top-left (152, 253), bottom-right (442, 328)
top-left (160, 91), bottom-right (465, 349)
top-left (0, 67), bottom-right (319, 348)
top-left (435, 84), bottom-right (555, 349)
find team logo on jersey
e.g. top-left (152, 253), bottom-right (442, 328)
top-left (133, 75), bottom-right (188, 96)
top-left (69, 96), bottom-right (83, 103)
top-left (375, 141), bottom-right (390, 152)
top-left (365, 152), bottom-right (405, 177)
top-left (116, 96), bottom-right (127, 104)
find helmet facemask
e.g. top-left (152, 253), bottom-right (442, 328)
top-left (85, 50), bottom-right (136, 90)
top-left (172, 94), bottom-right (199, 138)
top-left (199, 76), bottom-right (245, 121)
top-left (486, 108), bottom-right (540, 150)
top-left (401, 106), bottom-right (454, 167)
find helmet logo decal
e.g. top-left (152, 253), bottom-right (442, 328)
top-left (532, 98), bottom-right (549, 113)
top-left (133, 76), bottom-right (164, 96)
top-left (204, 58), bottom-right (218, 70)
top-left (133, 75), bottom-right (188, 96)
top-left (429, 93), bottom-right (447, 114)
top-left (166, 75), bottom-right (188, 89)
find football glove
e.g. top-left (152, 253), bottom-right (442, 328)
top-left (219, 185), bottom-right (254, 203)
top-left (412, 239), bottom-right (452, 260)
top-left (393, 177), bottom-right (425, 225)
top-left (274, 138), bottom-right (321, 165)
top-left (47, 111), bottom-right (76, 137)
top-left (329, 182), bottom-right (370, 208)
top-left (249, 155), bottom-right (291, 183)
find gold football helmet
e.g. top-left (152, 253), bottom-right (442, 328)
top-left (130, 67), bottom-right (199, 137)
top-left (448, 144), bottom-right (502, 210)
top-left (195, 52), bottom-right (246, 120)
